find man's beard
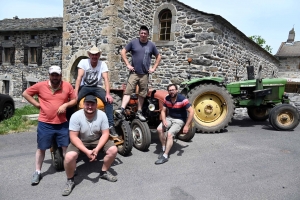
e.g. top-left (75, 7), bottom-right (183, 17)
top-left (84, 108), bottom-right (95, 115)
top-left (50, 79), bottom-right (61, 87)
top-left (170, 93), bottom-right (177, 98)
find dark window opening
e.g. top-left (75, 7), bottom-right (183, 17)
top-left (3, 80), bottom-right (9, 94)
top-left (29, 81), bottom-right (36, 86)
top-left (4, 48), bottom-right (10, 62)
top-left (4, 36), bottom-right (10, 40)
top-left (159, 10), bottom-right (172, 41)
top-left (31, 35), bottom-right (38, 40)
top-left (30, 47), bottom-right (37, 63)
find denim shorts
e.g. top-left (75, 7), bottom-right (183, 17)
top-left (37, 121), bottom-right (70, 150)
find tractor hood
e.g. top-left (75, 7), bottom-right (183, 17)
top-left (180, 77), bottom-right (224, 87)
top-left (226, 78), bottom-right (287, 94)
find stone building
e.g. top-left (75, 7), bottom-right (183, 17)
top-left (0, 17), bottom-right (63, 97)
top-left (1, 0), bottom-right (281, 98)
top-left (275, 28), bottom-right (300, 78)
top-left (62, 0), bottom-right (279, 91)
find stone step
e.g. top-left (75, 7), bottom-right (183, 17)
top-left (22, 114), bottom-right (39, 121)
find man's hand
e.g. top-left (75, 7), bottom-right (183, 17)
top-left (148, 67), bottom-right (155, 74)
top-left (86, 149), bottom-right (97, 162)
top-left (127, 64), bottom-right (135, 72)
top-left (182, 125), bottom-right (189, 134)
top-left (162, 120), bottom-right (168, 128)
top-left (106, 94), bottom-right (113, 104)
top-left (57, 103), bottom-right (68, 114)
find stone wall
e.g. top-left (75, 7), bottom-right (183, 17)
top-left (63, 0), bottom-right (279, 90)
top-left (277, 57), bottom-right (300, 78)
top-left (0, 30), bottom-right (62, 97)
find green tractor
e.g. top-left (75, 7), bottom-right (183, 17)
top-left (180, 59), bottom-right (300, 133)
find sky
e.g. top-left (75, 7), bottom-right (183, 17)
top-left (0, 0), bottom-right (299, 55)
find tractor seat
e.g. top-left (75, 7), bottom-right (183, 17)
top-left (78, 96), bottom-right (105, 111)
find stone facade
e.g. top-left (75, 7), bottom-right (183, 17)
top-left (62, 0), bottom-right (279, 90)
top-left (275, 28), bottom-right (300, 79)
top-left (0, 17), bottom-right (62, 97)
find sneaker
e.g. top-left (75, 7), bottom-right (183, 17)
top-left (115, 108), bottom-right (126, 119)
top-left (62, 179), bottom-right (75, 196)
top-left (155, 157), bottom-right (168, 165)
top-left (109, 126), bottom-right (118, 137)
top-left (136, 110), bottom-right (146, 121)
top-left (31, 171), bottom-right (41, 185)
top-left (100, 171), bottom-right (118, 182)
top-left (158, 151), bottom-right (165, 159)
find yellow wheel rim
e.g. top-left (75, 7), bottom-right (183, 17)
top-left (276, 112), bottom-right (293, 126)
top-left (193, 92), bottom-right (227, 126)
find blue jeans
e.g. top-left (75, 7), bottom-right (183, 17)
top-left (78, 86), bottom-right (114, 127)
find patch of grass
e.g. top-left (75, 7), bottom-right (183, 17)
top-left (0, 105), bottom-right (39, 135)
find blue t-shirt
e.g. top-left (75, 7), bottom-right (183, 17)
top-left (125, 38), bottom-right (159, 75)
top-left (163, 93), bottom-right (191, 122)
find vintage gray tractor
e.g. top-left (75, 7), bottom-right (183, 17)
top-left (180, 59), bottom-right (299, 133)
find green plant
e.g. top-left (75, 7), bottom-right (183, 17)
top-left (0, 105), bottom-right (39, 135)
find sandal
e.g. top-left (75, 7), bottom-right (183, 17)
top-left (100, 171), bottom-right (118, 182)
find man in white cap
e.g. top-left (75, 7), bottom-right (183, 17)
top-left (23, 65), bottom-right (77, 185)
top-left (74, 46), bottom-right (117, 136)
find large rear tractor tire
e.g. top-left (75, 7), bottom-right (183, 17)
top-left (247, 106), bottom-right (270, 121)
top-left (131, 119), bottom-right (151, 151)
top-left (50, 141), bottom-right (64, 171)
top-left (187, 84), bottom-right (235, 133)
top-left (269, 104), bottom-right (300, 131)
top-left (176, 122), bottom-right (196, 141)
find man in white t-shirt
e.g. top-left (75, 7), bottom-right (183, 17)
top-left (75, 46), bottom-right (117, 136)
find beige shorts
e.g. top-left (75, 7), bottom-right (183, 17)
top-left (125, 73), bottom-right (148, 97)
top-left (157, 116), bottom-right (185, 137)
top-left (66, 139), bottom-right (115, 154)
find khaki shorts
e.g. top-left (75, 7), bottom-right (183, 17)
top-left (66, 139), bottom-right (115, 154)
top-left (125, 73), bottom-right (148, 97)
top-left (157, 116), bottom-right (185, 137)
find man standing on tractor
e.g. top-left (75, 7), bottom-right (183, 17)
top-left (155, 84), bottom-right (194, 165)
top-left (74, 46), bottom-right (117, 136)
top-left (23, 65), bottom-right (77, 185)
top-left (62, 95), bottom-right (118, 196)
top-left (116, 25), bottom-right (161, 121)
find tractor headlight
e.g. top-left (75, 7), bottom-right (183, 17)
top-left (148, 104), bottom-right (155, 111)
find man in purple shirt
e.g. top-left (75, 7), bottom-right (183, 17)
top-left (116, 25), bottom-right (161, 121)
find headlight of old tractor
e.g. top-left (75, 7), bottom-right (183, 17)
top-left (148, 103), bottom-right (155, 111)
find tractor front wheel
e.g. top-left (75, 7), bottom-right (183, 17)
top-left (247, 106), bottom-right (270, 121)
top-left (131, 119), bottom-right (151, 151)
top-left (269, 104), bottom-right (300, 131)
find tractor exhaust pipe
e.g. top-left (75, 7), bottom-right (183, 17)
top-left (246, 60), bottom-right (255, 80)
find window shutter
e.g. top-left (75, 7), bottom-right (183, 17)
top-left (10, 46), bottom-right (15, 65)
top-left (0, 46), bottom-right (3, 65)
top-left (24, 45), bottom-right (28, 65)
top-left (37, 46), bottom-right (42, 66)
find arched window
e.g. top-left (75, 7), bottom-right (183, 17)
top-left (159, 10), bottom-right (172, 41)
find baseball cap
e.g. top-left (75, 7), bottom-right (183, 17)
top-left (49, 65), bottom-right (62, 74)
top-left (84, 95), bottom-right (97, 103)
top-left (87, 46), bottom-right (101, 54)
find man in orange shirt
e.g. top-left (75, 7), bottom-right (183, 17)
top-left (23, 65), bottom-right (76, 186)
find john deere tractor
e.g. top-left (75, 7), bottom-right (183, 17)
top-left (180, 59), bottom-right (300, 133)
